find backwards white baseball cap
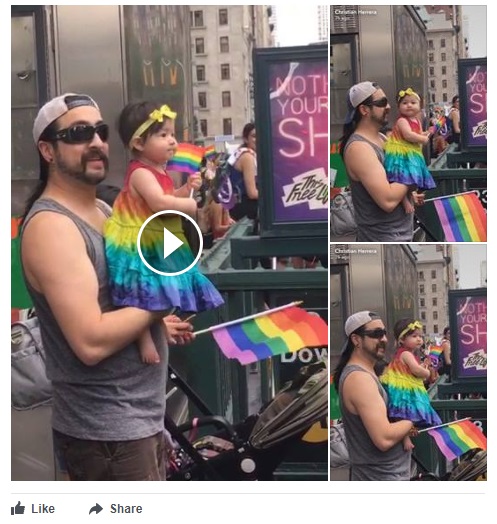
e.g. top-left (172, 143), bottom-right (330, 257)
top-left (33, 93), bottom-right (99, 144)
top-left (344, 310), bottom-right (382, 337)
top-left (344, 81), bottom-right (379, 124)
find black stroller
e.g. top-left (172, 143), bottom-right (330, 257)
top-left (411, 449), bottom-right (487, 481)
top-left (164, 361), bottom-right (328, 481)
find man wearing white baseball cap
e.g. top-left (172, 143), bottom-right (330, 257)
top-left (338, 82), bottom-right (417, 242)
top-left (332, 311), bottom-right (414, 480)
top-left (21, 93), bottom-right (172, 480)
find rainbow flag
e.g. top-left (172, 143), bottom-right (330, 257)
top-left (433, 192), bottom-right (487, 242)
top-left (429, 115), bottom-right (447, 134)
top-left (167, 143), bottom-right (204, 174)
top-left (427, 419), bottom-right (487, 461)
top-left (211, 305), bottom-right (328, 365)
top-left (429, 345), bottom-right (443, 358)
top-left (204, 145), bottom-right (217, 160)
top-left (428, 344), bottom-right (443, 366)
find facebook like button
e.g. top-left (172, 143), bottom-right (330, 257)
top-left (136, 210), bottom-right (203, 276)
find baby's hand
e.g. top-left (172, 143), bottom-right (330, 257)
top-left (187, 173), bottom-right (202, 192)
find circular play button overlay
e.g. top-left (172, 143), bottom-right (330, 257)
top-left (136, 210), bottom-right (203, 277)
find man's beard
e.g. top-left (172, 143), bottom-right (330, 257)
top-left (55, 148), bottom-right (109, 186)
top-left (368, 340), bottom-right (387, 361)
top-left (372, 111), bottom-right (389, 128)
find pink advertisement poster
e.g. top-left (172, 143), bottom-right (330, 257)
top-left (268, 60), bottom-right (328, 222)
top-left (455, 295), bottom-right (487, 379)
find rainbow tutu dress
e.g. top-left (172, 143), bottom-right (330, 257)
top-left (384, 117), bottom-right (436, 191)
top-left (103, 160), bottom-right (224, 313)
top-left (380, 348), bottom-right (442, 427)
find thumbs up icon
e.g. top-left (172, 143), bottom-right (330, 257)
top-left (11, 501), bottom-right (25, 515)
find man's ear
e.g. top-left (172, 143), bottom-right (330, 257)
top-left (38, 141), bottom-right (55, 163)
top-left (350, 333), bottom-right (360, 347)
top-left (358, 105), bottom-right (369, 119)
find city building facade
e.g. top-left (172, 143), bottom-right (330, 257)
top-left (419, 5), bottom-right (467, 107)
top-left (317, 5), bottom-right (329, 42)
top-left (190, 5), bottom-right (273, 142)
top-left (416, 244), bottom-right (456, 337)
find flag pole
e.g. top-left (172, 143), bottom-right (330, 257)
top-left (417, 417), bottom-right (472, 433)
top-left (193, 301), bottom-right (304, 336)
top-left (424, 191), bottom-right (478, 203)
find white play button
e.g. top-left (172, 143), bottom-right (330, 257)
top-left (136, 210), bottom-right (203, 277)
top-left (163, 227), bottom-right (183, 259)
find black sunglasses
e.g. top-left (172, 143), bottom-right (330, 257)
top-left (50, 123), bottom-right (109, 144)
top-left (364, 97), bottom-right (389, 108)
top-left (360, 328), bottom-right (387, 339)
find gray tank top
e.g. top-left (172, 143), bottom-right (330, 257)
top-left (339, 364), bottom-right (411, 481)
top-left (344, 134), bottom-right (414, 242)
top-left (21, 198), bottom-right (168, 441)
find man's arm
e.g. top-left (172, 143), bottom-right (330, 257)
top-left (22, 212), bottom-right (163, 366)
top-left (345, 141), bottom-right (409, 212)
top-left (343, 371), bottom-right (413, 452)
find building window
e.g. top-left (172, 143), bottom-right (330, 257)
top-left (420, 298), bottom-right (425, 307)
top-left (419, 271), bottom-right (424, 280)
top-left (195, 38), bottom-right (205, 55)
top-left (433, 311), bottom-right (438, 320)
top-left (443, 93), bottom-right (448, 102)
top-left (420, 284), bottom-right (425, 294)
top-left (432, 284), bottom-right (437, 293)
top-left (421, 311), bottom-right (426, 321)
top-left (423, 325), bottom-right (427, 334)
top-left (442, 79), bottom-right (448, 88)
top-left (223, 118), bottom-right (232, 135)
top-left (441, 52), bottom-right (446, 61)
top-left (429, 53), bottom-right (434, 62)
top-left (434, 324), bottom-right (439, 334)
top-left (431, 270), bottom-right (437, 279)
top-left (220, 36), bottom-right (229, 53)
top-left (441, 38), bottom-right (446, 48)
top-left (200, 119), bottom-right (208, 136)
top-left (222, 91), bottom-right (231, 107)
top-left (192, 10), bottom-right (204, 27)
top-left (431, 93), bottom-right (436, 103)
top-left (442, 66), bottom-right (447, 75)
top-left (219, 8), bottom-right (228, 25)
top-left (430, 80), bottom-right (435, 89)
top-left (428, 39), bottom-right (434, 49)
top-left (221, 63), bottom-right (230, 80)
top-left (198, 92), bottom-right (207, 108)
top-left (429, 67), bottom-right (435, 76)
top-left (196, 65), bottom-right (206, 82)
top-left (432, 297), bottom-right (437, 307)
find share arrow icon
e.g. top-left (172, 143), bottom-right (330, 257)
top-left (89, 503), bottom-right (103, 515)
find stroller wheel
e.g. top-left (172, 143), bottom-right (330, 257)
top-left (240, 457), bottom-right (256, 474)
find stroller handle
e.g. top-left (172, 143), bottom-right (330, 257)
top-left (177, 416), bottom-right (241, 445)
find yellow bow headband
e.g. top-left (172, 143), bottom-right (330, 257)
top-left (130, 104), bottom-right (177, 146)
top-left (398, 88), bottom-right (420, 101)
top-left (398, 320), bottom-right (423, 341)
